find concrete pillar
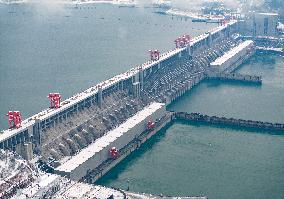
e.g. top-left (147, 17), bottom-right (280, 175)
top-left (98, 85), bottom-right (103, 108)
top-left (19, 132), bottom-right (24, 144)
top-left (227, 25), bottom-right (231, 37)
top-left (16, 135), bottom-right (21, 144)
top-left (32, 119), bottom-right (42, 154)
top-left (8, 138), bottom-right (12, 148)
top-left (132, 82), bottom-right (140, 98)
top-left (208, 32), bottom-right (212, 47)
top-left (4, 140), bottom-right (8, 149)
top-left (188, 45), bottom-right (193, 57)
top-left (178, 52), bottom-right (182, 67)
top-left (12, 136), bottom-right (16, 146)
top-left (139, 67), bottom-right (144, 91)
top-left (24, 131), bottom-right (30, 142)
top-left (16, 142), bottom-right (33, 160)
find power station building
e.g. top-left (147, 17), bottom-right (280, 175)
top-left (240, 12), bottom-right (279, 37)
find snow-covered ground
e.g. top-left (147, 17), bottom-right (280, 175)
top-left (0, 150), bottom-right (39, 199)
top-left (0, 0), bottom-right (136, 6)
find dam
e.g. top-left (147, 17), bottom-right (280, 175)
top-left (1, 17), bottom-right (279, 180)
top-left (0, 18), bottom-right (256, 178)
top-left (0, 19), bottom-right (278, 169)
top-left (1, 5), bottom-right (284, 198)
top-left (0, 20), bottom-right (239, 155)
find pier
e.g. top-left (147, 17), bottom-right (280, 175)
top-left (207, 72), bottom-right (262, 84)
top-left (256, 46), bottom-right (284, 55)
top-left (175, 112), bottom-right (284, 132)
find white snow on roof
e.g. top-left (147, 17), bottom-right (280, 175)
top-left (55, 183), bottom-right (124, 199)
top-left (210, 40), bottom-right (253, 66)
top-left (256, 46), bottom-right (283, 52)
top-left (17, 174), bottom-right (61, 199)
top-left (257, 12), bottom-right (278, 16)
top-left (56, 102), bottom-right (164, 173)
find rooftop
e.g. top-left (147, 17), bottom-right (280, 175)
top-left (257, 12), bottom-right (279, 16)
top-left (210, 40), bottom-right (254, 66)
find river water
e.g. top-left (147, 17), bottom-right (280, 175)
top-left (1, 4), bottom-right (284, 199)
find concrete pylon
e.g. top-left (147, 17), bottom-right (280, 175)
top-left (33, 118), bottom-right (42, 154)
top-left (208, 32), bottom-right (212, 47)
top-left (16, 142), bottom-right (33, 160)
top-left (188, 45), bottom-right (193, 57)
top-left (139, 66), bottom-right (144, 91)
top-left (132, 82), bottom-right (140, 98)
top-left (98, 85), bottom-right (103, 108)
top-left (227, 25), bottom-right (231, 37)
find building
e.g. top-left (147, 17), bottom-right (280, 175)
top-left (240, 12), bottom-right (279, 37)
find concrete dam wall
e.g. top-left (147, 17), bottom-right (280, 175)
top-left (175, 112), bottom-right (284, 132)
top-left (207, 72), bottom-right (262, 84)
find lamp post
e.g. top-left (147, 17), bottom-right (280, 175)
top-left (127, 179), bottom-right (130, 191)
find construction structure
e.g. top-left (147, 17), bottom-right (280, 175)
top-left (1, 10), bottom-right (284, 198)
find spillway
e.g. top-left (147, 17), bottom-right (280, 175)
top-left (55, 102), bottom-right (166, 181)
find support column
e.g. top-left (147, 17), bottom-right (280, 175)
top-left (132, 82), bottom-right (140, 98)
top-left (227, 25), bottom-right (231, 37)
top-left (4, 140), bottom-right (8, 149)
top-left (12, 136), bottom-right (16, 147)
top-left (8, 138), bottom-right (12, 149)
top-left (139, 67), bottom-right (144, 91)
top-left (178, 52), bottom-right (182, 67)
top-left (33, 119), bottom-right (42, 154)
top-left (98, 85), bottom-right (103, 108)
top-left (208, 32), bottom-right (212, 47)
top-left (188, 45), bottom-right (193, 57)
